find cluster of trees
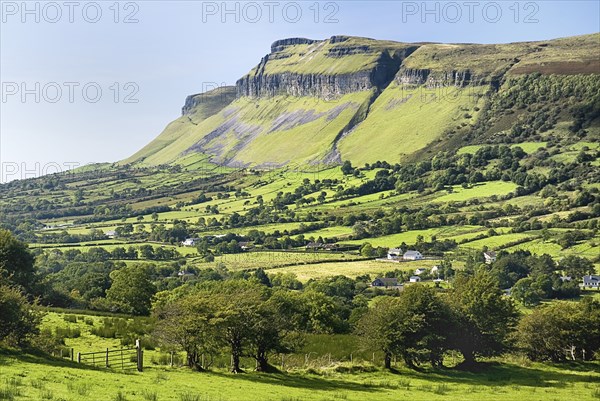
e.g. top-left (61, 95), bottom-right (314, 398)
top-left (153, 266), bottom-right (600, 372)
top-left (359, 271), bottom-right (518, 368)
top-left (472, 250), bottom-right (594, 305)
top-left (518, 298), bottom-right (600, 362)
top-left (0, 229), bottom-right (41, 346)
top-left (153, 280), bottom-right (349, 372)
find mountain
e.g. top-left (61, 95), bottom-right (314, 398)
top-left (123, 33), bottom-right (600, 168)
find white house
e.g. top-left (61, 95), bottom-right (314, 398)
top-left (414, 268), bottom-right (427, 276)
top-left (387, 248), bottom-right (403, 260)
top-left (239, 242), bottom-right (254, 251)
top-left (105, 230), bottom-right (117, 239)
top-left (582, 275), bottom-right (600, 288)
top-left (409, 276), bottom-right (421, 283)
top-left (182, 238), bottom-right (199, 247)
top-left (431, 265), bottom-right (440, 275)
top-left (484, 251), bottom-right (497, 264)
top-left (403, 250), bottom-right (423, 261)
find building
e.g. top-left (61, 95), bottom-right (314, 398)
top-left (182, 238), bottom-right (199, 247)
top-left (484, 251), bottom-right (497, 264)
top-left (105, 230), bottom-right (117, 239)
top-left (414, 268), bottom-right (427, 276)
top-left (372, 277), bottom-right (399, 288)
top-left (323, 243), bottom-right (339, 251)
top-left (409, 276), bottom-right (421, 283)
top-left (305, 242), bottom-right (324, 250)
top-left (387, 248), bottom-right (403, 260)
top-left (431, 265), bottom-right (440, 275)
top-left (582, 275), bottom-right (600, 288)
top-left (403, 250), bottom-right (423, 261)
top-left (178, 270), bottom-right (195, 280)
top-left (239, 242), bottom-right (254, 251)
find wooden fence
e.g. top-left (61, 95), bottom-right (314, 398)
top-left (74, 339), bottom-right (143, 372)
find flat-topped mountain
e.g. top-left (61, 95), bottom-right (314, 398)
top-left (123, 33), bottom-right (600, 168)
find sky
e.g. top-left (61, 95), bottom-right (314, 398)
top-left (1, 0), bottom-right (599, 182)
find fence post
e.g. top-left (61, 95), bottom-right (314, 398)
top-left (106, 348), bottom-right (109, 368)
top-left (201, 354), bottom-right (205, 370)
top-left (350, 353), bottom-right (353, 364)
top-left (170, 351), bottom-right (174, 368)
top-left (70, 348), bottom-right (74, 362)
top-left (77, 352), bottom-right (81, 364)
top-left (136, 339), bottom-right (143, 372)
top-left (328, 353), bottom-right (331, 365)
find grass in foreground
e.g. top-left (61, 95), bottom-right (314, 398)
top-left (1, 349), bottom-right (599, 401)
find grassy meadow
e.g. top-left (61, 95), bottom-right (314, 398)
top-left (1, 310), bottom-right (599, 401)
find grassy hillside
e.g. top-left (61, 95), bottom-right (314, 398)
top-left (337, 83), bottom-right (487, 164)
top-left (122, 86), bottom-right (236, 165)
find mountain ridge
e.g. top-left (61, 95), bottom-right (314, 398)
top-left (123, 33), bottom-right (600, 168)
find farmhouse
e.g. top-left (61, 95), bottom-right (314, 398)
top-left (387, 248), bottom-right (403, 260)
top-left (582, 275), bottom-right (600, 288)
top-left (178, 270), bottom-right (195, 280)
top-left (484, 251), bottom-right (497, 264)
top-left (323, 243), bottom-right (339, 251)
top-left (372, 277), bottom-right (400, 288)
top-left (403, 250), bottom-right (423, 261)
top-left (105, 230), bottom-right (117, 239)
top-left (409, 276), bottom-right (421, 283)
top-left (414, 268), bottom-right (427, 276)
top-left (182, 238), bottom-right (200, 247)
top-left (431, 265), bottom-right (440, 275)
top-left (305, 242), bottom-right (324, 250)
top-left (239, 241), bottom-right (254, 251)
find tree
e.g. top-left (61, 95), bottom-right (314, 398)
top-left (396, 285), bottom-right (452, 368)
top-left (0, 284), bottom-right (41, 346)
top-left (341, 160), bottom-right (354, 175)
top-left (518, 299), bottom-right (600, 362)
top-left (512, 277), bottom-right (542, 306)
top-left (356, 296), bottom-right (404, 369)
top-left (106, 264), bottom-right (157, 315)
top-left (153, 294), bottom-right (218, 369)
top-left (0, 229), bottom-right (35, 292)
top-left (360, 243), bottom-right (376, 258)
top-left (247, 291), bottom-right (304, 371)
top-left (559, 255), bottom-right (594, 280)
top-left (357, 286), bottom-right (452, 369)
top-left (447, 270), bottom-right (519, 366)
top-left (208, 281), bottom-right (268, 373)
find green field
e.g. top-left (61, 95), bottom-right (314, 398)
top-left (2, 351), bottom-right (599, 401)
top-left (3, 309), bottom-right (600, 401)
top-left (433, 181), bottom-right (518, 203)
top-left (268, 259), bottom-right (440, 281)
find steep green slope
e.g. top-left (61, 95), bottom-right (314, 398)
top-left (122, 86), bottom-right (236, 165)
top-left (337, 83), bottom-right (487, 164)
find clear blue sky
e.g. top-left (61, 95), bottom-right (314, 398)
top-left (1, 1), bottom-right (599, 181)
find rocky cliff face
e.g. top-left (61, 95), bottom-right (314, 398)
top-left (182, 86), bottom-right (236, 117)
top-left (236, 37), bottom-right (419, 99)
top-left (395, 68), bottom-right (484, 87)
